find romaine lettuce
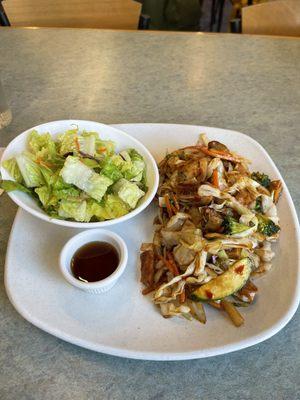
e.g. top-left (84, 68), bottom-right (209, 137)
top-left (58, 199), bottom-right (87, 222)
top-left (1, 128), bottom-right (147, 223)
top-left (60, 156), bottom-right (113, 201)
top-left (0, 179), bottom-right (32, 194)
top-left (35, 186), bottom-right (51, 207)
top-left (2, 158), bottom-right (23, 183)
top-left (28, 130), bottom-right (60, 164)
top-left (113, 178), bottom-right (145, 209)
top-left (16, 152), bottom-right (44, 187)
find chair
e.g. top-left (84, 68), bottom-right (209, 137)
top-left (242, 0), bottom-right (300, 37)
top-left (2, 0), bottom-right (141, 29)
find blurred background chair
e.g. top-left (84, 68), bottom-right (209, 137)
top-left (1, 0), bottom-right (141, 29)
top-left (242, 0), bottom-right (300, 37)
top-left (137, 0), bottom-right (203, 31)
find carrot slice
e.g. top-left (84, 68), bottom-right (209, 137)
top-left (167, 252), bottom-right (180, 276)
top-left (179, 288), bottom-right (186, 303)
top-left (157, 254), bottom-right (178, 276)
top-left (198, 146), bottom-right (243, 163)
top-left (211, 169), bottom-right (219, 188)
top-left (164, 194), bottom-right (174, 218)
top-left (171, 192), bottom-right (180, 212)
top-left (74, 136), bottom-right (80, 152)
top-left (142, 283), bottom-right (161, 295)
top-left (207, 301), bottom-right (222, 310)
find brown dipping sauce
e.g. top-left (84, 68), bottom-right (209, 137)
top-left (71, 241), bottom-right (119, 283)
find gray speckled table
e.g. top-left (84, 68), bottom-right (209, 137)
top-left (0, 28), bottom-right (299, 400)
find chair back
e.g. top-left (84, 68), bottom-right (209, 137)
top-left (242, 0), bottom-right (300, 37)
top-left (3, 0), bottom-right (141, 29)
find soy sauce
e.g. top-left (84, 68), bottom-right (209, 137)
top-left (71, 241), bottom-right (119, 282)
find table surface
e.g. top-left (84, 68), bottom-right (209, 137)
top-left (0, 28), bottom-right (299, 400)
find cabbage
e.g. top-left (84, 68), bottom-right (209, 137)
top-left (16, 152), bottom-right (44, 187)
top-left (2, 158), bottom-right (23, 183)
top-left (112, 178), bottom-right (145, 209)
top-left (60, 156), bottom-right (113, 201)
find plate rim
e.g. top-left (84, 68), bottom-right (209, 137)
top-left (4, 123), bottom-right (300, 361)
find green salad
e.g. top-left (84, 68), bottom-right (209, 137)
top-left (0, 129), bottom-right (148, 222)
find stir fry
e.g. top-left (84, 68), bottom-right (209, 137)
top-left (140, 134), bottom-right (282, 327)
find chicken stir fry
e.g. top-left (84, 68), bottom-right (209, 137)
top-left (140, 134), bottom-right (282, 327)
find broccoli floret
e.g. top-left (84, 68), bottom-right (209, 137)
top-left (251, 172), bottom-right (271, 188)
top-left (257, 214), bottom-right (280, 236)
top-left (222, 216), bottom-right (249, 235)
top-left (254, 196), bottom-right (263, 213)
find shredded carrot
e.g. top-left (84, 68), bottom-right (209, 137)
top-left (142, 284), bottom-right (160, 295)
top-left (36, 158), bottom-right (54, 169)
top-left (74, 136), bottom-right (80, 152)
top-left (167, 252), bottom-right (180, 276)
top-left (207, 301), bottom-right (222, 310)
top-left (198, 146), bottom-right (242, 163)
top-left (179, 288), bottom-right (186, 303)
top-left (164, 194), bottom-right (173, 218)
top-left (158, 254), bottom-right (176, 276)
top-left (98, 146), bottom-right (107, 153)
top-left (171, 192), bottom-right (180, 211)
top-left (212, 169), bottom-right (219, 188)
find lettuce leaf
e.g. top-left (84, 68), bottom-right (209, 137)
top-left (0, 179), bottom-right (32, 194)
top-left (16, 152), bottom-right (44, 187)
top-left (127, 149), bottom-right (145, 182)
top-left (117, 149), bottom-right (146, 182)
top-left (95, 137), bottom-right (115, 157)
top-left (100, 158), bottom-right (123, 182)
top-left (112, 178), bottom-right (145, 209)
top-left (35, 186), bottom-right (51, 207)
top-left (60, 156), bottom-right (113, 201)
top-left (56, 128), bottom-right (79, 156)
top-left (86, 195), bottom-right (130, 221)
top-left (58, 199), bottom-right (87, 222)
top-left (2, 158), bottom-right (23, 183)
top-left (58, 130), bottom-right (99, 157)
top-left (28, 130), bottom-right (61, 165)
top-left (79, 132), bottom-right (96, 156)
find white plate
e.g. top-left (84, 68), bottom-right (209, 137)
top-left (0, 120), bottom-right (159, 228)
top-left (5, 124), bottom-right (300, 361)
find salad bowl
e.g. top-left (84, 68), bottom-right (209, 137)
top-left (0, 120), bottom-right (159, 228)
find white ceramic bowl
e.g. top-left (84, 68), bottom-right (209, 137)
top-left (0, 120), bottom-right (159, 228)
top-left (59, 229), bottom-right (128, 294)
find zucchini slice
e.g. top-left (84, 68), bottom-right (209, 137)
top-left (190, 258), bottom-right (252, 301)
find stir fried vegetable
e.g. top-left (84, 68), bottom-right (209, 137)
top-left (222, 216), bottom-right (250, 236)
top-left (140, 134), bottom-right (281, 327)
top-left (256, 214), bottom-right (280, 237)
top-left (251, 171), bottom-right (271, 188)
top-left (1, 129), bottom-right (147, 222)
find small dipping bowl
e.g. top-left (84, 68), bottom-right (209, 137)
top-left (59, 229), bottom-right (128, 294)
